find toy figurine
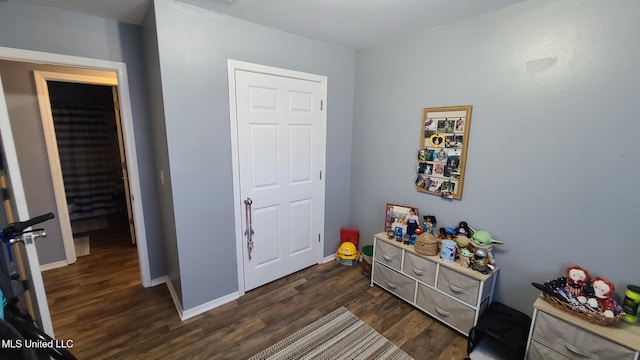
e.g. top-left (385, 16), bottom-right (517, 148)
top-left (588, 277), bottom-right (617, 318)
top-left (455, 235), bottom-right (470, 253)
top-left (565, 265), bottom-right (590, 300)
top-left (411, 228), bottom-right (421, 245)
top-left (456, 221), bottom-right (471, 238)
top-left (405, 208), bottom-right (420, 236)
top-left (394, 227), bottom-right (403, 242)
top-left (469, 229), bottom-right (504, 265)
top-left (446, 227), bottom-right (457, 240)
top-left (471, 248), bottom-right (490, 274)
top-left (422, 215), bottom-right (436, 235)
top-left (437, 227), bottom-right (447, 239)
top-left (459, 249), bottom-right (472, 268)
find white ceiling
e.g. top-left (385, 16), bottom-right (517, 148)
top-left (17, 0), bottom-right (527, 50)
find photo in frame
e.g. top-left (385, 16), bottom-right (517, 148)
top-left (417, 105), bottom-right (472, 199)
top-left (384, 203), bottom-right (419, 236)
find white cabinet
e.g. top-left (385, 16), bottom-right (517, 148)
top-left (526, 297), bottom-right (640, 360)
top-left (370, 232), bottom-right (498, 336)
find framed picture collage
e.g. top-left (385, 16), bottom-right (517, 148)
top-left (415, 105), bottom-right (472, 200)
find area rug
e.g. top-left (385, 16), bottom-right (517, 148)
top-left (249, 307), bottom-right (414, 360)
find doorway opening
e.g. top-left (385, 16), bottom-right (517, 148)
top-left (46, 81), bottom-right (136, 256)
top-left (0, 46), bottom-right (153, 335)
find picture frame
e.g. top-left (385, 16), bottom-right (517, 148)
top-left (417, 105), bottom-right (472, 199)
top-left (384, 203), bottom-right (419, 234)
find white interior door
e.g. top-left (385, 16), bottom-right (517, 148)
top-left (0, 74), bottom-right (54, 336)
top-left (234, 66), bottom-right (326, 291)
top-left (111, 86), bottom-right (136, 245)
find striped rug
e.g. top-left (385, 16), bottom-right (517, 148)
top-left (249, 307), bottom-right (414, 360)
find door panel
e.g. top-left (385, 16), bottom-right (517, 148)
top-left (289, 125), bottom-right (312, 183)
top-left (251, 125), bottom-right (279, 188)
top-left (236, 69), bottom-right (323, 291)
top-left (253, 205), bottom-right (280, 266)
top-left (289, 199), bottom-right (312, 254)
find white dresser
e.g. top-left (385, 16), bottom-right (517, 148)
top-left (370, 232), bottom-right (498, 336)
top-left (526, 297), bottom-right (640, 359)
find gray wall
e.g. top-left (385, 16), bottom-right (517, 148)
top-left (352, 0), bottom-right (640, 315)
top-left (0, 0), bottom-right (165, 279)
top-left (153, 0), bottom-right (355, 310)
top-left (142, 2), bottom-right (182, 303)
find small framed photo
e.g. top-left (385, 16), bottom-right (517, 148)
top-left (384, 203), bottom-right (419, 233)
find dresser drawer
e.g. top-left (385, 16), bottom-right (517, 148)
top-left (416, 283), bottom-right (475, 333)
top-left (374, 239), bottom-right (403, 271)
top-left (531, 311), bottom-right (636, 359)
top-left (372, 263), bottom-right (415, 303)
top-left (527, 340), bottom-right (573, 360)
top-left (403, 252), bottom-right (436, 286)
top-left (437, 267), bottom-right (480, 305)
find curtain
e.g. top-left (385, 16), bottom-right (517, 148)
top-left (51, 104), bottom-right (121, 220)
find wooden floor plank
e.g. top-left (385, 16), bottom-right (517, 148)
top-left (42, 226), bottom-right (467, 359)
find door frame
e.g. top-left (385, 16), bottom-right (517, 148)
top-left (0, 74), bottom-right (54, 335)
top-left (33, 71), bottom-right (136, 264)
top-left (227, 60), bottom-right (327, 296)
top-left (0, 46), bottom-right (152, 288)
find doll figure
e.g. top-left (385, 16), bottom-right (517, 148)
top-left (588, 277), bottom-right (617, 318)
top-left (405, 209), bottom-right (420, 236)
top-left (422, 215), bottom-right (436, 235)
top-left (437, 227), bottom-right (447, 239)
top-left (565, 265), bottom-right (590, 300)
top-left (459, 249), bottom-right (472, 268)
top-left (456, 221), bottom-right (471, 238)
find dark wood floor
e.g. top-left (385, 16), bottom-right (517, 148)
top-left (42, 230), bottom-right (467, 359)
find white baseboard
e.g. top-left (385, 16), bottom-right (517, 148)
top-left (322, 253), bottom-right (336, 264)
top-left (165, 279), bottom-right (184, 320)
top-left (40, 260), bottom-right (68, 272)
top-left (181, 292), bottom-right (239, 321)
top-left (165, 279), bottom-right (239, 321)
top-left (150, 276), bottom-right (168, 287)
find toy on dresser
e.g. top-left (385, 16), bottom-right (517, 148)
top-left (532, 265), bottom-right (624, 324)
top-left (565, 265), bottom-right (590, 301)
top-left (422, 215), bottom-right (436, 235)
top-left (588, 277), bottom-right (617, 318)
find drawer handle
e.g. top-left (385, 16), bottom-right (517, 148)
top-left (559, 340), bottom-right (595, 358)
top-left (448, 284), bottom-right (467, 294)
top-left (435, 306), bottom-right (450, 317)
top-left (386, 281), bottom-right (398, 290)
top-left (382, 254), bottom-right (393, 262)
top-left (411, 266), bottom-right (425, 276)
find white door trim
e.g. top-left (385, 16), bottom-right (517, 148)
top-left (0, 75), bottom-right (54, 336)
top-left (33, 70), bottom-right (120, 266)
top-left (0, 46), bottom-right (152, 288)
top-left (227, 59), bottom-right (327, 296)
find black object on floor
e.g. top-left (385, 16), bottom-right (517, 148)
top-left (466, 301), bottom-right (532, 359)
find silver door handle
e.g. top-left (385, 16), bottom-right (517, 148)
top-left (9, 230), bottom-right (47, 244)
top-left (244, 197), bottom-right (254, 260)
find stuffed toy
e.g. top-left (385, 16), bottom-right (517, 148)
top-left (565, 265), bottom-right (590, 301)
top-left (588, 277), bottom-right (617, 318)
top-left (456, 221), bottom-right (471, 238)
